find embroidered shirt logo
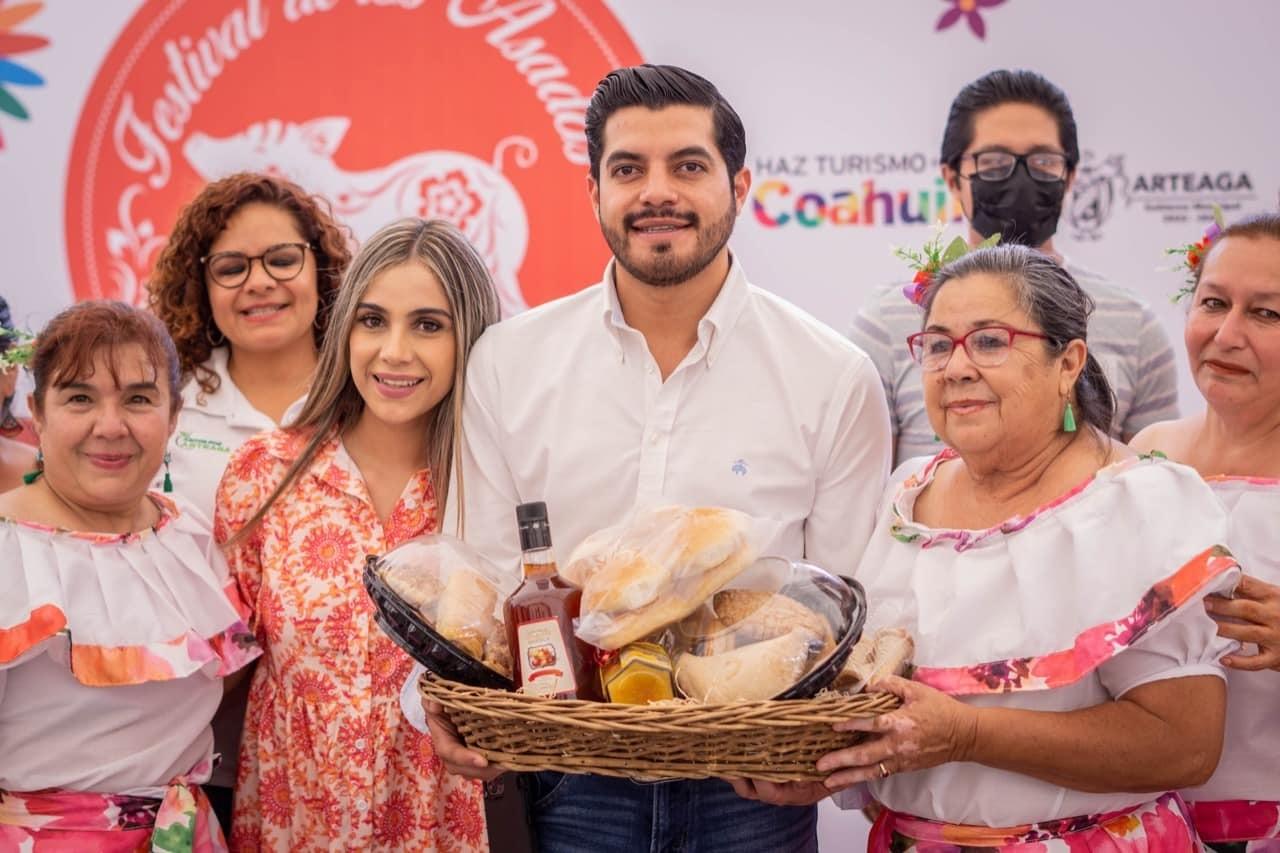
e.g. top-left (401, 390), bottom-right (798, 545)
top-left (731, 458), bottom-right (749, 477)
top-left (176, 431), bottom-right (231, 453)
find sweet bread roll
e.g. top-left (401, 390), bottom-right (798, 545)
top-left (380, 560), bottom-right (442, 612)
top-left (436, 570), bottom-right (498, 659)
top-left (582, 507), bottom-right (752, 614)
top-left (563, 527), bottom-right (616, 588)
top-left (588, 542), bottom-right (756, 649)
top-left (674, 627), bottom-right (822, 702)
top-left (711, 590), bottom-right (833, 646)
top-left (482, 631), bottom-right (512, 678)
top-left (834, 627), bottom-right (914, 691)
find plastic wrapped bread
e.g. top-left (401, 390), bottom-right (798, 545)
top-left (569, 506), bottom-right (759, 650)
top-left (375, 534), bottom-right (515, 676)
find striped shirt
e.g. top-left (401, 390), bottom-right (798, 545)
top-left (848, 261), bottom-right (1180, 465)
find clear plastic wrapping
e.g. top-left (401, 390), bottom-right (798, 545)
top-left (670, 556), bottom-right (865, 701)
top-left (565, 505), bottom-right (761, 650)
top-left (376, 534), bottom-right (516, 677)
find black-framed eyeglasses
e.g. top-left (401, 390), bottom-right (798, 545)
top-left (200, 242), bottom-right (312, 289)
top-left (907, 325), bottom-right (1054, 372)
top-left (961, 150), bottom-right (1070, 183)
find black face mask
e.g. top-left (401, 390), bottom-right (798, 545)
top-left (968, 164), bottom-right (1066, 247)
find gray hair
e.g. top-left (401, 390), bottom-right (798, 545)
top-left (231, 218), bottom-right (499, 544)
top-left (924, 244), bottom-right (1116, 436)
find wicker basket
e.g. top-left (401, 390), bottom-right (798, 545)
top-left (419, 672), bottom-right (900, 782)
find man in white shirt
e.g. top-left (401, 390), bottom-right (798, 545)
top-left (418, 64), bottom-right (892, 853)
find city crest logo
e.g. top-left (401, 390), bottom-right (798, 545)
top-left (65, 0), bottom-right (643, 314)
top-left (1068, 150), bottom-right (1257, 239)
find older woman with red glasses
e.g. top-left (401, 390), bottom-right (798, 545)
top-left (1132, 212), bottom-right (1280, 852)
top-left (0, 301), bottom-right (258, 851)
top-left (737, 245), bottom-right (1238, 851)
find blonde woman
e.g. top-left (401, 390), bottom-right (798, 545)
top-left (214, 219), bottom-right (499, 852)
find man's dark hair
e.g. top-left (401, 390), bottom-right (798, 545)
top-left (584, 64), bottom-right (746, 181)
top-left (940, 69), bottom-right (1080, 171)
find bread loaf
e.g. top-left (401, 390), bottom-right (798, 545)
top-left (710, 590), bottom-right (833, 646)
top-left (585, 541), bottom-right (757, 649)
top-left (436, 570), bottom-right (498, 659)
top-left (834, 627), bottom-right (914, 691)
top-left (674, 627), bottom-right (822, 702)
top-left (380, 560), bottom-right (442, 613)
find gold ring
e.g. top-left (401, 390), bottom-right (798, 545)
top-left (877, 761), bottom-right (889, 779)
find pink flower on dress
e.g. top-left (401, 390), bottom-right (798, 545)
top-left (935, 0), bottom-right (1006, 40)
top-left (291, 669), bottom-right (337, 705)
top-left (443, 787), bottom-right (486, 846)
top-left (369, 636), bottom-right (412, 694)
top-left (403, 720), bottom-right (445, 776)
top-left (337, 715), bottom-right (375, 765)
top-left (1139, 798), bottom-right (1195, 848)
top-left (323, 599), bottom-right (359, 649)
top-left (301, 524), bottom-right (356, 579)
top-left (372, 791), bottom-right (417, 846)
top-left (256, 768), bottom-right (293, 828)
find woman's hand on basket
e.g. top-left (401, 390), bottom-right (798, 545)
top-left (724, 778), bottom-right (836, 806)
top-left (1205, 573), bottom-right (1280, 671)
top-left (423, 698), bottom-right (506, 782)
top-left (815, 675), bottom-right (977, 787)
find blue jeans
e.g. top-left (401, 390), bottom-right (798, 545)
top-left (527, 772), bottom-right (818, 853)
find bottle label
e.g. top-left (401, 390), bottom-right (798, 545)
top-left (516, 617), bottom-right (577, 697)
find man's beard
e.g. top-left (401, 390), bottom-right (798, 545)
top-left (601, 200), bottom-right (737, 288)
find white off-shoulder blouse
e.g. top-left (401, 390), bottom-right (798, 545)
top-left (845, 451), bottom-right (1238, 827)
top-left (0, 496), bottom-right (260, 793)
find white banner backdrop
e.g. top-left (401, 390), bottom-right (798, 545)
top-left (2, 1), bottom-right (1279, 408)
top-left (1, 2), bottom-right (1277, 846)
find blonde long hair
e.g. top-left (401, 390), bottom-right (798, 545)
top-left (231, 218), bottom-right (499, 542)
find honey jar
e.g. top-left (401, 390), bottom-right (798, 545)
top-left (598, 642), bottom-right (676, 704)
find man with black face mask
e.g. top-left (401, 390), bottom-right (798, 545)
top-left (850, 69), bottom-right (1179, 465)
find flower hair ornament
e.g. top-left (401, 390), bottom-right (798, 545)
top-left (893, 223), bottom-right (1000, 306)
top-left (1166, 204), bottom-right (1226, 303)
top-left (0, 327), bottom-right (35, 372)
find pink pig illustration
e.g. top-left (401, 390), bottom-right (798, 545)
top-left (184, 117), bottom-right (536, 316)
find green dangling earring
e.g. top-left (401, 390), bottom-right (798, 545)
top-left (22, 448), bottom-right (43, 484)
top-left (1062, 401), bottom-right (1077, 433)
top-left (162, 451), bottom-right (174, 493)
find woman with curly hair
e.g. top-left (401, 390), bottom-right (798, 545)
top-left (147, 171), bottom-right (351, 831)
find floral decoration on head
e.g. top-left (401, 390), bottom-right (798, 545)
top-left (894, 222), bottom-right (1000, 306)
top-left (0, 327), bottom-right (35, 372)
top-left (1166, 204), bottom-right (1226, 303)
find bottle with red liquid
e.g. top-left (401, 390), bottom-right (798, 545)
top-left (503, 502), bottom-right (600, 700)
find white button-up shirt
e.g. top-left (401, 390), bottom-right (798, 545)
top-left (158, 347), bottom-right (305, 525)
top-left (445, 256), bottom-right (893, 576)
top-left (402, 256), bottom-right (892, 727)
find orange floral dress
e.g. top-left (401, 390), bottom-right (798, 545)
top-left (214, 429), bottom-right (486, 853)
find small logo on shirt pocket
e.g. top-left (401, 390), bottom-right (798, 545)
top-left (731, 458), bottom-right (749, 477)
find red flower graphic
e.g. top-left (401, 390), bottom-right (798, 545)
top-left (418, 169), bottom-right (485, 229)
top-left (936, 0), bottom-right (1006, 40)
top-left (443, 788), bottom-right (486, 845)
